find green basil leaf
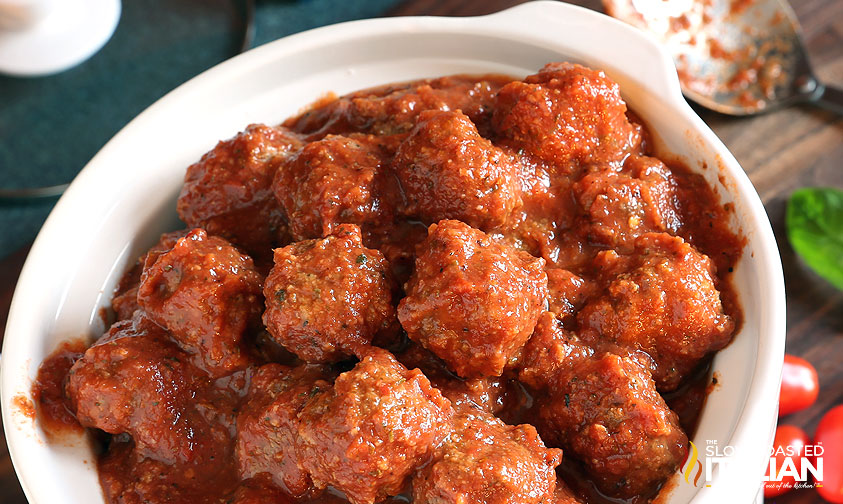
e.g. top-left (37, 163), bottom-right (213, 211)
top-left (786, 187), bottom-right (843, 291)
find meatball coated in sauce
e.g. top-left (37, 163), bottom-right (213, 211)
top-left (67, 314), bottom-right (232, 471)
top-left (297, 348), bottom-right (453, 504)
top-left (136, 228), bottom-right (263, 377)
top-left (263, 224), bottom-right (398, 363)
top-left (393, 110), bottom-right (521, 230)
top-left (573, 156), bottom-right (681, 251)
top-left (413, 410), bottom-right (562, 504)
top-left (578, 232), bottom-right (734, 391)
top-left (399, 220), bottom-right (548, 378)
top-left (235, 364), bottom-right (334, 497)
top-left (536, 353), bottom-right (688, 499)
top-left (493, 62), bottom-right (644, 170)
top-left (273, 134), bottom-right (401, 241)
top-left (177, 124), bottom-right (302, 258)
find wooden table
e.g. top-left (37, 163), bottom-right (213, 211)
top-left (0, 0), bottom-right (840, 502)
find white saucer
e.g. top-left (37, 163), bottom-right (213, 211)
top-left (0, 0), bottom-right (120, 77)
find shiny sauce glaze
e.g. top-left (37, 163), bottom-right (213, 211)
top-left (33, 63), bottom-right (743, 504)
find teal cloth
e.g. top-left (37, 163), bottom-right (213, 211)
top-left (0, 0), bottom-right (403, 259)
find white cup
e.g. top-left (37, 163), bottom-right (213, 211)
top-left (0, 0), bottom-right (55, 30)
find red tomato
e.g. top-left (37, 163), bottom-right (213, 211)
top-left (815, 405), bottom-right (843, 503)
top-left (764, 424), bottom-right (811, 498)
top-left (779, 354), bottom-right (819, 417)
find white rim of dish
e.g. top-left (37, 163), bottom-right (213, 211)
top-left (1, 2), bottom-right (786, 503)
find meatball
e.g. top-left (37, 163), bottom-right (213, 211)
top-left (573, 156), bottom-right (681, 250)
top-left (111, 230), bottom-right (187, 321)
top-left (297, 348), bottom-right (453, 504)
top-left (262, 224), bottom-right (398, 363)
top-left (578, 232), bottom-right (734, 390)
top-left (285, 75), bottom-right (505, 137)
top-left (398, 220), bottom-right (548, 378)
top-left (493, 62), bottom-right (643, 170)
top-left (177, 124), bottom-right (302, 258)
top-left (235, 364), bottom-right (334, 497)
top-left (136, 228), bottom-right (263, 377)
top-left (535, 353), bottom-right (688, 499)
top-left (413, 410), bottom-right (562, 504)
top-left (273, 133), bottom-right (400, 241)
top-left (517, 312), bottom-right (594, 391)
top-left (67, 314), bottom-right (228, 469)
top-left (393, 110), bottom-right (521, 229)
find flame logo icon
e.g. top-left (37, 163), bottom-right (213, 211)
top-left (683, 441), bottom-right (703, 486)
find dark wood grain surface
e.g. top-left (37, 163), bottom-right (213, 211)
top-left (1, 1), bottom-right (840, 502)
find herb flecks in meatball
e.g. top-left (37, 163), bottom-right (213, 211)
top-left (398, 220), bottom-right (548, 378)
top-left (263, 224), bottom-right (398, 363)
top-left (297, 348), bottom-right (453, 504)
top-left (393, 109), bottom-right (521, 230)
top-left (137, 228), bottom-right (263, 377)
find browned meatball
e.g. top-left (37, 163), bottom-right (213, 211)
top-left (493, 63), bottom-right (643, 170)
top-left (535, 353), bottom-right (688, 499)
top-left (111, 230), bottom-right (187, 321)
top-left (235, 364), bottom-right (334, 497)
top-left (297, 348), bottom-right (453, 504)
top-left (177, 124), bottom-right (302, 258)
top-left (413, 409), bottom-right (562, 504)
top-left (67, 314), bottom-right (230, 470)
top-left (262, 225), bottom-right (398, 363)
top-left (578, 232), bottom-right (734, 390)
top-left (285, 75), bottom-right (507, 137)
top-left (573, 156), bottom-right (681, 251)
top-left (517, 312), bottom-right (594, 391)
top-left (273, 134), bottom-right (400, 241)
top-left (393, 110), bottom-right (521, 230)
top-left (137, 228), bottom-right (263, 377)
top-left (398, 220), bottom-right (548, 378)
